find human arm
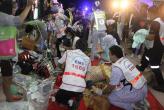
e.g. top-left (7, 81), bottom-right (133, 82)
top-left (19, 0), bottom-right (34, 24)
top-left (57, 51), bottom-right (67, 69)
top-left (107, 66), bottom-right (123, 92)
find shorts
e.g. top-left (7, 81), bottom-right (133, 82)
top-left (0, 60), bottom-right (13, 76)
top-left (55, 89), bottom-right (82, 106)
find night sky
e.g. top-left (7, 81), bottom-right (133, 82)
top-left (58, 0), bottom-right (95, 9)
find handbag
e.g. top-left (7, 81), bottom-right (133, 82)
top-left (0, 26), bottom-right (18, 60)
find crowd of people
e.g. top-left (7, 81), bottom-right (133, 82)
top-left (0, 0), bottom-right (164, 110)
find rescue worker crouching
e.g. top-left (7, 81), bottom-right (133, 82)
top-left (108, 45), bottom-right (147, 110)
top-left (55, 38), bottom-right (91, 108)
top-left (136, 4), bottom-right (164, 92)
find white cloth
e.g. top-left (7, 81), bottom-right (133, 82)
top-left (102, 34), bottom-right (118, 50)
top-left (107, 19), bottom-right (115, 26)
top-left (72, 36), bottom-right (80, 49)
top-left (58, 49), bottom-right (91, 92)
top-left (132, 29), bottom-right (149, 48)
top-left (113, 57), bottom-right (146, 89)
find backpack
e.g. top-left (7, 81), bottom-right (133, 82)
top-left (0, 26), bottom-right (18, 60)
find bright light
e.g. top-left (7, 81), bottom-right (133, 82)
top-left (121, 0), bottom-right (129, 9)
top-left (85, 7), bottom-right (88, 11)
top-left (112, 1), bottom-right (119, 9)
top-left (112, 0), bottom-right (130, 10)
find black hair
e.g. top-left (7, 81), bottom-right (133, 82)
top-left (65, 27), bottom-right (75, 35)
top-left (75, 38), bottom-right (88, 52)
top-left (25, 25), bottom-right (34, 33)
top-left (150, 21), bottom-right (160, 41)
top-left (109, 45), bottom-right (123, 58)
top-left (62, 38), bottom-right (72, 47)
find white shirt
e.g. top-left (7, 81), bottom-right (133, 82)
top-left (72, 36), bottom-right (80, 49)
top-left (102, 34), bottom-right (118, 50)
top-left (58, 49), bottom-right (91, 92)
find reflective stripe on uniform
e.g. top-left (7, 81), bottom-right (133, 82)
top-left (64, 72), bottom-right (86, 78)
top-left (145, 56), bottom-right (149, 61)
top-left (150, 65), bottom-right (160, 69)
top-left (130, 73), bottom-right (142, 85)
top-left (94, 11), bottom-right (106, 30)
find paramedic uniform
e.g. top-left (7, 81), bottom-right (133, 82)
top-left (138, 20), bottom-right (164, 87)
top-left (109, 57), bottom-right (147, 110)
top-left (55, 49), bottom-right (91, 106)
top-left (91, 9), bottom-right (107, 60)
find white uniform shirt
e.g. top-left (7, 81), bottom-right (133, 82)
top-left (58, 49), bottom-right (91, 92)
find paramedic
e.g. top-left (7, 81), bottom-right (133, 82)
top-left (136, 4), bottom-right (164, 92)
top-left (55, 39), bottom-right (91, 108)
top-left (108, 45), bottom-right (147, 110)
top-left (90, 0), bottom-right (107, 61)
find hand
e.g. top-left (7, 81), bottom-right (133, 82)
top-left (27, 0), bottom-right (34, 7)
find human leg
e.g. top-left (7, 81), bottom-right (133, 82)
top-left (136, 49), bottom-right (150, 72)
top-left (150, 53), bottom-right (164, 92)
top-left (0, 60), bottom-right (22, 102)
top-left (109, 95), bottom-right (133, 110)
top-left (55, 89), bottom-right (82, 107)
top-left (108, 85), bottom-right (147, 110)
top-left (91, 30), bottom-right (99, 60)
